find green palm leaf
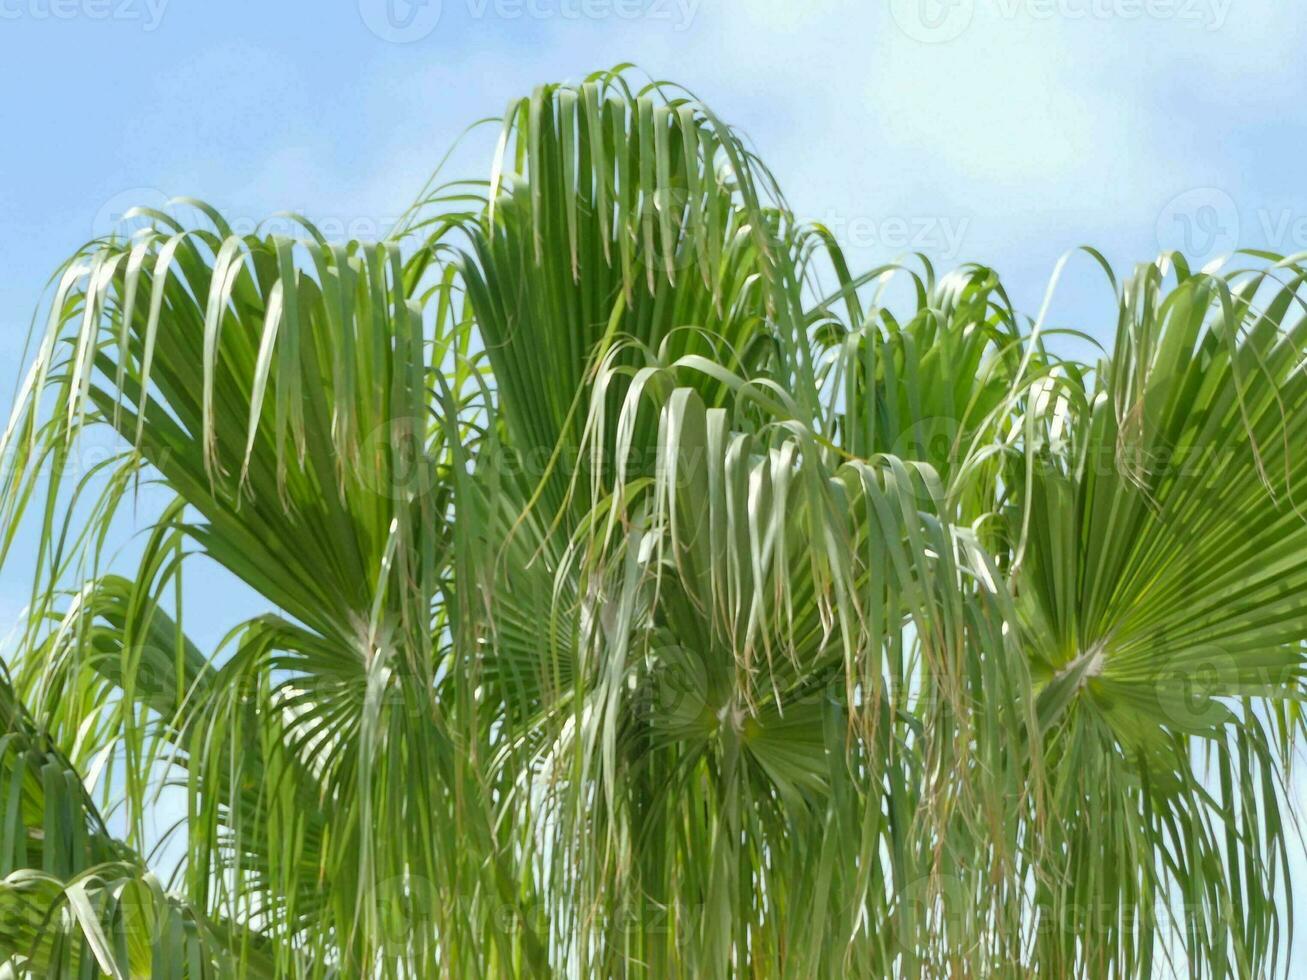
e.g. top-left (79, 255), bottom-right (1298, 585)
top-left (1, 69), bottom-right (1304, 978)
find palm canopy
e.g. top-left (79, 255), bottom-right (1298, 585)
top-left (0, 67), bottom-right (1305, 978)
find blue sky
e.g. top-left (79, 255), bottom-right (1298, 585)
top-left (2, 0), bottom-right (1306, 960)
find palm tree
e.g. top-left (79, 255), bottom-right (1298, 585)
top-left (1, 67), bottom-right (1304, 978)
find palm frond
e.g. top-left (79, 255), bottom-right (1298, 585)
top-left (1, 69), bottom-right (1305, 978)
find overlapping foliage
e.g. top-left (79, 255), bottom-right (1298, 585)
top-left (1, 68), bottom-right (1305, 977)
